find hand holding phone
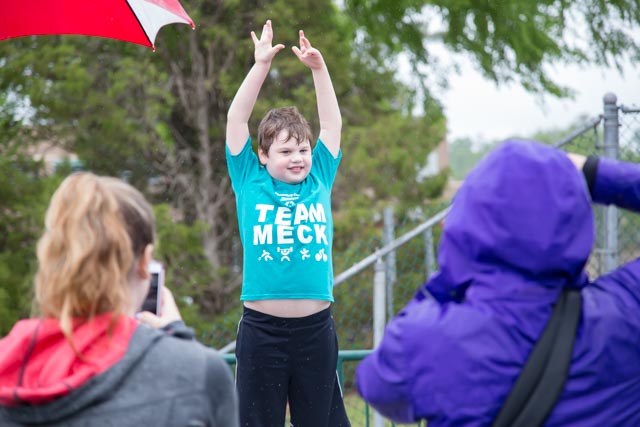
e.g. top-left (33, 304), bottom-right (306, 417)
top-left (141, 260), bottom-right (164, 315)
top-left (137, 287), bottom-right (183, 329)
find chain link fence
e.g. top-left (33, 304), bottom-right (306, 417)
top-left (204, 93), bottom-right (639, 426)
top-left (616, 101), bottom-right (640, 268)
top-left (556, 94), bottom-right (640, 278)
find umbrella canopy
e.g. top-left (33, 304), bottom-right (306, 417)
top-left (0, 0), bottom-right (195, 50)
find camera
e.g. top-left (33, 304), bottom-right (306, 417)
top-left (141, 260), bottom-right (164, 314)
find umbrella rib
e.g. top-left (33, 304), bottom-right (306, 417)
top-left (124, 0), bottom-right (153, 48)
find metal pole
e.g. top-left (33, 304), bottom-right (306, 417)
top-left (602, 93), bottom-right (619, 272)
top-left (334, 207), bottom-right (450, 286)
top-left (553, 115), bottom-right (602, 149)
top-left (372, 257), bottom-right (386, 427)
top-left (383, 207), bottom-right (396, 319)
top-left (373, 257), bottom-right (386, 347)
top-left (424, 227), bottom-right (436, 282)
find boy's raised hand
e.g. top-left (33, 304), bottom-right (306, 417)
top-left (292, 30), bottom-right (325, 70)
top-left (251, 20), bottom-right (285, 64)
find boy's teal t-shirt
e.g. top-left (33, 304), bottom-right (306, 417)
top-left (226, 138), bottom-right (342, 301)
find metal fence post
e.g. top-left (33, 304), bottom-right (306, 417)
top-left (424, 227), bottom-right (436, 281)
top-left (373, 256), bottom-right (386, 347)
top-left (602, 92), bottom-right (620, 272)
top-left (383, 207), bottom-right (396, 319)
top-left (373, 257), bottom-right (386, 427)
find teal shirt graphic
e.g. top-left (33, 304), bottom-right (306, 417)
top-left (226, 138), bottom-right (341, 301)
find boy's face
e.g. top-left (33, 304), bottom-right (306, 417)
top-left (259, 130), bottom-right (312, 184)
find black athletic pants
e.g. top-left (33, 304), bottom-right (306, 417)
top-left (236, 306), bottom-right (350, 427)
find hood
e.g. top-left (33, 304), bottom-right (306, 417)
top-left (0, 313), bottom-right (137, 407)
top-left (425, 139), bottom-right (593, 303)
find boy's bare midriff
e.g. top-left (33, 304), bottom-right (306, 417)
top-left (244, 299), bottom-right (331, 318)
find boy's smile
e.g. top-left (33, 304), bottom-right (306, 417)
top-left (259, 130), bottom-right (312, 184)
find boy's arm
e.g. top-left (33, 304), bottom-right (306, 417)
top-left (293, 31), bottom-right (342, 158)
top-left (226, 20), bottom-right (284, 155)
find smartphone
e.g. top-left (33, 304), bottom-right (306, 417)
top-left (141, 260), bottom-right (164, 314)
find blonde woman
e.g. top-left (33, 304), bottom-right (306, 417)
top-left (0, 173), bottom-right (238, 427)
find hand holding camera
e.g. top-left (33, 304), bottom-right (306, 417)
top-left (137, 262), bottom-right (182, 329)
top-left (137, 287), bottom-right (183, 329)
top-left (141, 260), bottom-right (164, 314)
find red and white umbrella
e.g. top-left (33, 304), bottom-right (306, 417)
top-left (0, 0), bottom-right (195, 50)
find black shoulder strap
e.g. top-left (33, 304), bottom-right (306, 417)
top-left (492, 288), bottom-right (582, 427)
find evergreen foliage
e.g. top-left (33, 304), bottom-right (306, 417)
top-left (1, 0), bottom-right (639, 338)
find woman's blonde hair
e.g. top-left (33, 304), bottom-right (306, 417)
top-left (35, 172), bottom-right (154, 340)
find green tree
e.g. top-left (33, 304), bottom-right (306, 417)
top-left (343, 0), bottom-right (640, 97)
top-left (448, 137), bottom-right (496, 180)
top-left (0, 95), bottom-right (63, 334)
top-left (0, 0), bottom-right (446, 320)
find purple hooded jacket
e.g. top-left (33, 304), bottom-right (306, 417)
top-left (356, 140), bottom-right (640, 426)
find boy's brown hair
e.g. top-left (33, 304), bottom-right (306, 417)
top-left (258, 106), bottom-right (313, 155)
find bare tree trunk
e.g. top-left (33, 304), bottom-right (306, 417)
top-left (156, 23), bottom-right (242, 313)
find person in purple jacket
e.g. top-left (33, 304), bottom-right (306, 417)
top-left (356, 139), bottom-right (640, 426)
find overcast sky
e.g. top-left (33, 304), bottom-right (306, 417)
top-left (437, 57), bottom-right (640, 144)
